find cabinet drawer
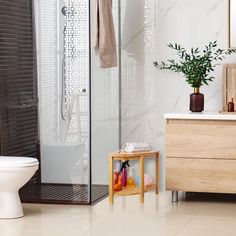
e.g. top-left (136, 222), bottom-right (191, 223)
top-left (166, 119), bottom-right (236, 159)
top-left (166, 158), bottom-right (236, 193)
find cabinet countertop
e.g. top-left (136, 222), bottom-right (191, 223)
top-left (164, 111), bottom-right (236, 120)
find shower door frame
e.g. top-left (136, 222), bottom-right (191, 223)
top-left (88, 0), bottom-right (92, 204)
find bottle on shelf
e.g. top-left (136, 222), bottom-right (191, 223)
top-left (228, 98), bottom-right (234, 112)
top-left (127, 167), bottom-right (135, 188)
top-left (113, 162), bottom-right (122, 192)
top-left (120, 160), bottom-right (129, 187)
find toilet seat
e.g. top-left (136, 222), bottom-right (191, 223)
top-left (0, 157), bottom-right (39, 168)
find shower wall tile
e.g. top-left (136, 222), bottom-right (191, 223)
top-left (121, 0), bottom-right (236, 190)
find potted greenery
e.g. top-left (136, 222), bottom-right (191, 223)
top-left (154, 41), bottom-right (236, 112)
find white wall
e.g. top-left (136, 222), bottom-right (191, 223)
top-left (121, 0), bottom-right (236, 190)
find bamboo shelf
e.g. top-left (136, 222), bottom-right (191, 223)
top-left (114, 185), bottom-right (155, 196)
top-left (108, 150), bottom-right (159, 204)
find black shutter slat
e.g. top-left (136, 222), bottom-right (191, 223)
top-left (0, 0), bottom-right (40, 183)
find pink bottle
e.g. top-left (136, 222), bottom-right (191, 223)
top-left (122, 167), bottom-right (127, 187)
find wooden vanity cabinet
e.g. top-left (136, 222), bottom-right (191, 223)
top-left (166, 118), bottom-right (236, 199)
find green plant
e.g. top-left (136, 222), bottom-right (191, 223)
top-left (154, 41), bottom-right (236, 88)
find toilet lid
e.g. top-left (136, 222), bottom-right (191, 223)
top-left (0, 157), bottom-right (39, 167)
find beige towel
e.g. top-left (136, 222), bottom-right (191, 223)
top-left (93, 0), bottom-right (117, 68)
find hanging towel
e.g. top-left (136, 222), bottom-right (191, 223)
top-left (93, 0), bottom-right (117, 68)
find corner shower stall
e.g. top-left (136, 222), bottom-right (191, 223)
top-left (20, 0), bottom-right (120, 204)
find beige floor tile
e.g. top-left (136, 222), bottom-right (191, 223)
top-left (176, 215), bottom-right (236, 236)
top-left (195, 202), bottom-right (236, 219)
top-left (1, 192), bottom-right (236, 236)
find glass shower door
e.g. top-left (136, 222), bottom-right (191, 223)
top-left (35, 0), bottom-right (91, 204)
top-left (91, 0), bottom-right (120, 203)
top-left (20, 0), bottom-right (120, 205)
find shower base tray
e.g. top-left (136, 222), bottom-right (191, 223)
top-left (19, 183), bottom-right (108, 205)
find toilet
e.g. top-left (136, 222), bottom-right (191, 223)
top-left (0, 156), bottom-right (39, 219)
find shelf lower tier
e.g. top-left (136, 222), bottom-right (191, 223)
top-left (114, 185), bottom-right (154, 196)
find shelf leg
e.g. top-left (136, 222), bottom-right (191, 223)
top-left (109, 156), bottom-right (114, 205)
top-left (140, 156), bottom-right (144, 203)
top-left (155, 153), bottom-right (159, 194)
top-left (172, 191), bottom-right (178, 202)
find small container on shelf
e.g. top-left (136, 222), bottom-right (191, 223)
top-left (228, 98), bottom-right (235, 112)
top-left (127, 166), bottom-right (136, 188)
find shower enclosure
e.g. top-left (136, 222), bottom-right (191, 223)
top-left (20, 0), bottom-right (120, 204)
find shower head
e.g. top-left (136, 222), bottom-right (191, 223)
top-left (61, 6), bottom-right (76, 16)
top-left (61, 6), bottom-right (67, 16)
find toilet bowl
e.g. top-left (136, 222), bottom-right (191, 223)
top-left (0, 156), bottom-right (39, 219)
